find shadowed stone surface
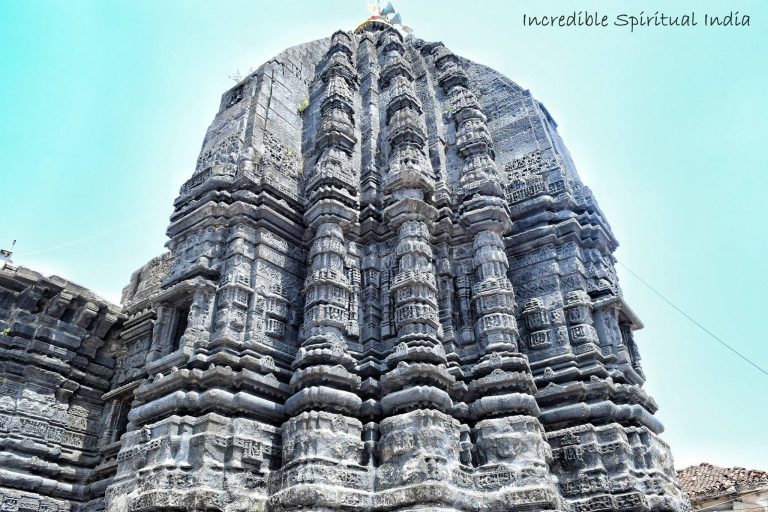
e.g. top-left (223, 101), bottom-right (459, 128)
top-left (0, 24), bottom-right (690, 512)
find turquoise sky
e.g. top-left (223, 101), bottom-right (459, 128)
top-left (1, 0), bottom-right (766, 470)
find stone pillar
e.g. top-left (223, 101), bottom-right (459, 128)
top-left (210, 232), bottom-right (254, 346)
top-left (374, 28), bottom-right (462, 511)
top-left (270, 30), bottom-right (369, 512)
top-left (431, 43), bottom-right (565, 512)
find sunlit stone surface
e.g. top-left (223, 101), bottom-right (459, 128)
top-left (0, 24), bottom-right (690, 512)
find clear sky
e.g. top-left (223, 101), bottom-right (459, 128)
top-left (1, 0), bottom-right (766, 470)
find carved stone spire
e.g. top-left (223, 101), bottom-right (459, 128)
top-left (0, 24), bottom-right (683, 512)
top-left (366, 29), bottom-right (466, 511)
top-left (272, 30), bottom-right (370, 510)
top-left (429, 42), bottom-right (566, 512)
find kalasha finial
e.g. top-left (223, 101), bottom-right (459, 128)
top-left (355, 1), bottom-right (413, 34)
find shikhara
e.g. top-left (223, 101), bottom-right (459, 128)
top-left (0, 20), bottom-right (689, 512)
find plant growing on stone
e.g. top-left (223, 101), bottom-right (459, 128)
top-left (228, 67), bottom-right (255, 83)
top-left (297, 98), bottom-right (310, 114)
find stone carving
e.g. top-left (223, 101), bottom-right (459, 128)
top-left (0, 265), bottom-right (124, 511)
top-left (0, 21), bottom-right (690, 512)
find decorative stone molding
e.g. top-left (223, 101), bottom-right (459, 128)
top-left (0, 26), bottom-right (690, 512)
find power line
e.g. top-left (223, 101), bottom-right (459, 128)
top-left (617, 259), bottom-right (768, 379)
top-left (15, 214), bottom-right (168, 257)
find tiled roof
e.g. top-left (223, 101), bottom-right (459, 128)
top-left (678, 463), bottom-right (768, 502)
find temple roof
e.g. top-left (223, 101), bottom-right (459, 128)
top-left (677, 463), bottom-right (768, 501)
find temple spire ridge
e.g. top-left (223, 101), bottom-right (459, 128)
top-left (0, 22), bottom-right (689, 512)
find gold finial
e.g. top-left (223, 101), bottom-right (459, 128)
top-left (356, 1), bottom-right (412, 34)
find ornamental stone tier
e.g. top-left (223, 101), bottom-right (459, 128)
top-left (0, 22), bottom-right (690, 512)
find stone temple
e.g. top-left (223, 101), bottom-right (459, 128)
top-left (0, 19), bottom-right (691, 512)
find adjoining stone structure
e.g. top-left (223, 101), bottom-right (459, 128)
top-left (0, 22), bottom-right (690, 512)
top-left (0, 261), bottom-right (122, 511)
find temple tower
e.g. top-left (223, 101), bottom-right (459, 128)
top-left (2, 16), bottom-right (687, 512)
top-left (269, 30), bottom-right (369, 511)
top-left (373, 28), bottom-right (463, 511)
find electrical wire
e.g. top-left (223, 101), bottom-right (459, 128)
top-left (617, 259), bottom-right (768, 379)
top-left (14, 214), bottom-right (168, 257)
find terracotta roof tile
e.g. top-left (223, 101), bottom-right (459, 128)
top-left (678, 463), bottom-right (768, 501)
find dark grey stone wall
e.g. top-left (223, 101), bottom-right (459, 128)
top-left (0, 25), bottom-right (690, 512)
top-left (0, 264), bottom-right (121, 512)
